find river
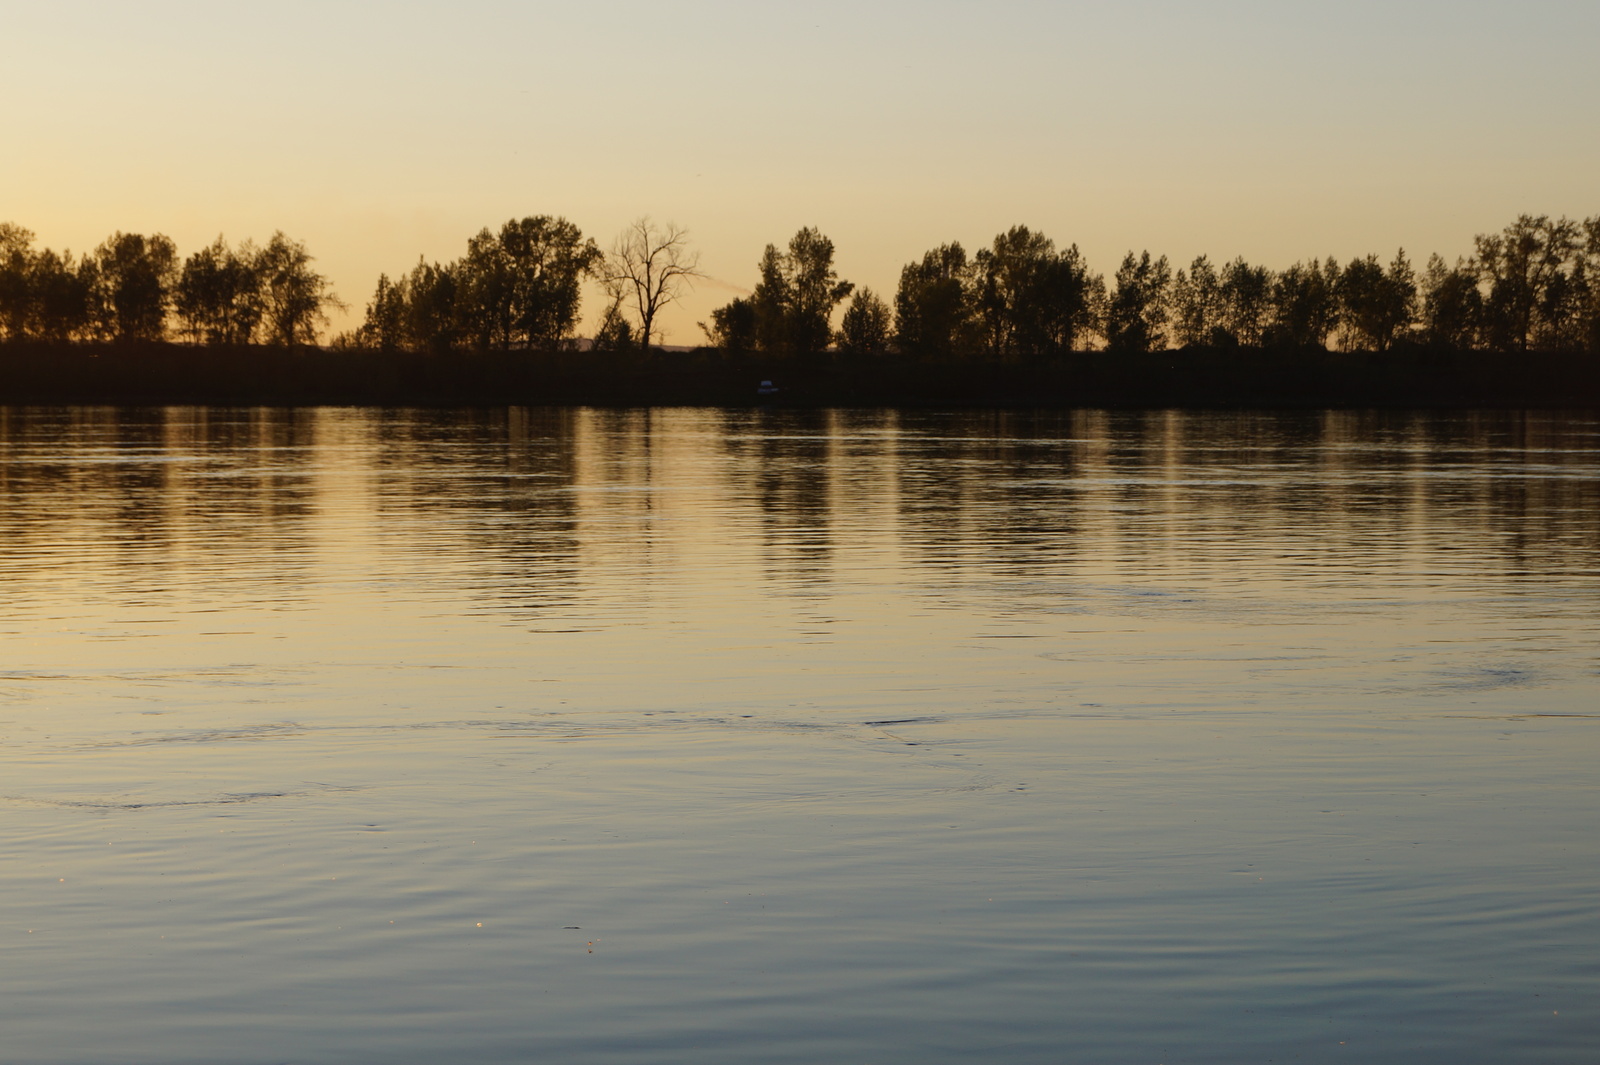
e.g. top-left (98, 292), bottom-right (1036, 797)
top-left (1, 406), bottom-right (1596, 1064)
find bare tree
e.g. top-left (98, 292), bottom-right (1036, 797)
top-left (603, 218), bottom-right (702, 351)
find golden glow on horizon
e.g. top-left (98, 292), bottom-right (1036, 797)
top-left (5, 1), bottom-right (1598, 341)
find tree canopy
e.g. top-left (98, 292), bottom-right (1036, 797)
top-left (2, 212), bottom-right (1597, 357)
top-left (351, 216), bottom-right (599, 353)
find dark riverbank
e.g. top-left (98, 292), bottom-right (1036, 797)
top-left (0, 342), bottom-right (1595, 409)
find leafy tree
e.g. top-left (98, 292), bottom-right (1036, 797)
top-left (349, 219), bottom-right (602, 353)
top-left (456, 229), bottom-right (512, 349)
top-left (1033, 244), bottom-right (1103, 355)
top-left (974, 226), bottom-right (1100, 357)
top-left (90, 232), bottom-right (178, 342)
top-left (589, 278), bottom-right (635, 352)
top-left (785, 227), bottom-right (853, 353)
top-left (1171, 255), bottom-right (1224, 347)
top-left (1335, 250), bottom-right (1416, 351)
top-left (701, 296), bottom-right (757, 352)
top-left (349, 258), bottom-right (460, 353)
top-left (1106, 251), bottom-right (1172, 353)
top-left (1219, 257), bottom-right (1273, 347)
top-left (175, 237), bottom-right (265, 345)
top-left (748, 244), bottom-right (789, 354)
top-left (974, 225), bottom-right (1051, 356)
top-left (602, 218), bottom-right (701, 352)
top-left (1420, 251), bottom-right (1478, 347)
top-left (457, 217), bottom-right (601, 350)
top-left (404, 259), bottom-right (460, 353)
top-left (0, 223), bottom-right (35, 342)
top-left (258, 232), bottom-right (340, 348)
top-left (1584, 217), bottom-right (1600, 354)
top-left (1266, 258), bottom-right (1339, 349)
top-left (1522, 219), bottom-right (1596, 353)
top-left (1473, 215), bottom-right (1582, 353)
top-left (1536, 263), bottom-right (1591, 352)
top-left (354, 272), bottom-right (410, 351)
top-left (28, 248), bottom-right (95, 343)
top-left (838, 287), bottom-right (891, 355)
top-left (893, 242), bottom-right (977, 357)
top-left (723, 227), bottom-right (852, 354)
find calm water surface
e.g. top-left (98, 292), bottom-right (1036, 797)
top-left (1, 407), bottom-right (1597, 1064)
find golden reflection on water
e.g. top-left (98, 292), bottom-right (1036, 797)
top-left (1, 406), bottom-right (1593, 612)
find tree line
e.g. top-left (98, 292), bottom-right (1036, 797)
top-left (2, 213), bottom-right (1596, 356)
top-left (0, 225), bottom-right (339, 346)
top-left (345, 216), bottom-right (699, 355)
top-left (706, 214), bottom-right (1600, 358)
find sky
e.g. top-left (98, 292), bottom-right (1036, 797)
top-left (4, 0), bottom-right (1598, 342)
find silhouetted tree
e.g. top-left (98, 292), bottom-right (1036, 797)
top-left (1538, 265), bottom-right (1591, 352)
top-left (838, 287), bottom-right (891, 354)
top-left (0, 223), bottom-right (36, 342)
top-left (28, 249), bottom-right (94, 343)
top-left (25, 211), bottom-right (1597, 370)
top-left (1419, 254), bottom-right (1482, 350)
top-left (602, 218), bottom-right (701, 351)
top-left (354, 272), bottom-right (410, 351)
top-left (457, 216), bottom-right (600, 350)
top-left (1172, 255), bottom-right (1224, 347)
top-left (748, 244), bottom-right (789, 354)
top-left (701, 296), bottom-right (756, 352)
top-left (349, 261), bottom-right (449, 353)
top-left (457, 229), bottom-right (514, 349)
top-left (1035, 245), bottom-right (1104, 354)
top-left (175, 237), bottom-right (265, 345)
top-left (715, 227), bottom-right (852, 354)
top-left (257, 232), bottom-right (339, 348)
top-left (1523, 219), bottom-right (1595, 353)
top-left (974, 226), bottom-right (1100, 357)
top-left (1266, 258), bottom-right (1339, 349)
top-left (1106, 251), bottom-right (1171, 353)
top-left (1219, 257), bottom-right (1273, 347)
top-left (90, 232), bottom-right (178, 342)
top-left (1584, 217), bottom-right (1600, 354)
top-left (404, 260), bottom-right (460, 353)
top-left (1473, 215), bottom-right (1582, 353)
top-left (1336, 250), bottom-right (1416, 351)
top-left (786, 227), bottom-right (853, 352)
top-left (975, 225), bottom-right (1049, 356)
top-left (589, 279), bottom-right (635, 352)
top-left (893, 242), bottom-right (977, 357)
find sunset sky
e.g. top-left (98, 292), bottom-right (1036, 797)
top-left (6, 0), bottom-right (1597, 341)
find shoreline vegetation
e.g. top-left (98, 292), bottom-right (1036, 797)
top-left (1, 214), bottom-right (1597, 408)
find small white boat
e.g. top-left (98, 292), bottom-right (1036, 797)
top-left (757, 380), bottom-right (779, 395)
